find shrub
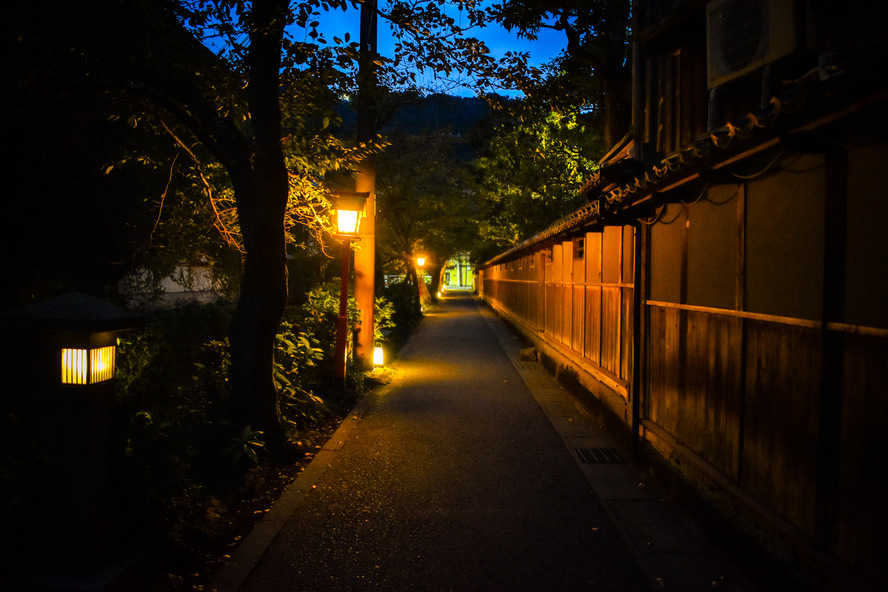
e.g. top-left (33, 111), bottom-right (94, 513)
top-left (384, 279), bottom-right (423, 334)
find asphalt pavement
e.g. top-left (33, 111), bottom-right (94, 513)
top-left (210, 292), bottom-right (759, 592)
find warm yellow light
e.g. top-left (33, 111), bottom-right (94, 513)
top-left (332, 191), bottom-right (368, 236)
top-left (61, 346), bottom-right (116, 385)
top-left (416, 256), bottom-right (426, 267)
top-left (62, 348), bottom-right (88, 385)
top-left (91, 346), bottom-right (115, 382)
top-left (336, 209), bottom-right (362, 235)
top-left (373, 346), bottom-right (384, 366)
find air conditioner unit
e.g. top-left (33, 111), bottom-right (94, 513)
top-left (706, 0), bottom-right (797, 88)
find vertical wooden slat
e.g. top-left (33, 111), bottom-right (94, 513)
top-left (742, 321), bottom-right (821, 534)
top-left (648, 305), bottom-right (682, 434)
top-left (572, 285), bottom-right (585, 353)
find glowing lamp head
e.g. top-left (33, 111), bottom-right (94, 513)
top-left (373, 345), bottom-right (384, 366)
top-left (332, 191), bottom-right (370, 236)
top-left (336, 209), bottom-right (361, 235)
top-left (416, 256), bottom-right (426, 267)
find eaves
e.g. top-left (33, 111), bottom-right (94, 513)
top-left (482, 73), bottom-right (888, 269)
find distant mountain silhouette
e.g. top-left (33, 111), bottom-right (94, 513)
top-left (335, 93), bottom-right (494, 138)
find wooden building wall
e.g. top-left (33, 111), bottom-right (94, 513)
top-left (478, 1), bottom-right (888, 584)
top-left (479, 140), bottom-right (888, 590)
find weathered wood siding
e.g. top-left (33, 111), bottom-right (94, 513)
top-left (480, 227), bottom-right (636, 391)
top-left (479, 141), bottom-right (888, 589)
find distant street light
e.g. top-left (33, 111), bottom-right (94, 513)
top-left (415, 255), bottom-right (427, 312)
top-left (332, 192), bottom-right (369, 387)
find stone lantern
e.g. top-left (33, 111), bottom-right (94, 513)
top-left (1, 292), bottom-right (140, 586)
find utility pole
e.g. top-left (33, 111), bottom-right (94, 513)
top-left (354, 0), bottom-right (377, 370)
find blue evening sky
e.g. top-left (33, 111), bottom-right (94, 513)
top-left (290, 4), bottom-right (567, 96)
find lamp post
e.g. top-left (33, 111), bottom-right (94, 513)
top-left (332, 191), bottom-right (369, 388)
top-left (415, 255), bottom-right (427, 312)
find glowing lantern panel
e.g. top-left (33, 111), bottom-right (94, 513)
top-left (336, 209), bottom-right (362, 235)
top-left (61, 346), bottom-right (116, 385)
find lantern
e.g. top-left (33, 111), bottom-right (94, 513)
top-left (331, 191), bottom-right (369, 388)
top-left (332, 191), bottom-right (369, 236)
top-left (0, 292), bottom-right (140, 576)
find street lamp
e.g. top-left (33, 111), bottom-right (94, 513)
top-left (332, 191), bottom-right (369, 387)
top-left (415, 255), bottom-right (427, 312)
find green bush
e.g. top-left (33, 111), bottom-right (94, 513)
top-left (384, 279), bottom-right (423, 334)
top-left (298, 282), bottom-right (359, 372)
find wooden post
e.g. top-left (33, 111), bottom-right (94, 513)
top-left (354, 0), bottom-right (377, 371)
top-left (334, 241), bottom-right (351, 386)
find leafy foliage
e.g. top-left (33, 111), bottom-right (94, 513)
top-left (472, 101), bottom-right (603, 259)
top-left (488, 0), bottom-right (632, 146)
top-left (375, 124), bottom-right (482, 290)
top-left (384, 278), bottom-right (425, 332)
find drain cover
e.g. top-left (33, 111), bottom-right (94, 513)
top-left (574, 447), bottom-right (622, 464)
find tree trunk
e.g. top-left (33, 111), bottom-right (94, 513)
top-left (228, 0), bottom-right (290, 451)
top-left (228, 177), bottom-right (289, 450)
top-left (428, 263), bottom-right (442, 297)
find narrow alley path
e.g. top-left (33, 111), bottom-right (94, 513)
top-left (225, 293), bottom-right (650, 591)
top-left (213, 293), bottom-right (762, 592)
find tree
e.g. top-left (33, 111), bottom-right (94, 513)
top-left (376, 125), bottom-right (480, 298)
top-left (472, 99), bottom-right (602, 261)
top-left (490, 0), bottom-right (633, 148)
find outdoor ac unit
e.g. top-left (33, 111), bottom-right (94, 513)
top-left (706, 0), bottom-right (797, 88)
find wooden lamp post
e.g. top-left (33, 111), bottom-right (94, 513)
top-left (332, 192), bottom-right (369, 388)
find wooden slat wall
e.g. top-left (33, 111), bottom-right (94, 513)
top-left (834, 333), bottom-right (888, 584)
top-left (742, 321), bottom-right (821, 534)
top-left (480, 227), bottom-right (635, 388)
top-left (683, 310), bottom-right (742, 477)
top-left (647, 306), bottom-right (823, 534)
top-left (647, 305), bottom-right (682, 433)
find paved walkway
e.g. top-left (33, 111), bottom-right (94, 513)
top-left (210, 294), bottom-right (758, 592)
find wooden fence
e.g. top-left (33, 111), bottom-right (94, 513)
top-left (478, 146), bottom-right (888, 590)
